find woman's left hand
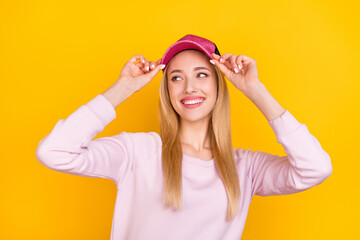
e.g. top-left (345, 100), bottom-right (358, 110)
top-left (211, 53), bottom-right (262, 94)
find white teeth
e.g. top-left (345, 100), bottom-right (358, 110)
top-left (183, 99), bottom-right (204, 105)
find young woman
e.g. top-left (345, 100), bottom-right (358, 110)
top-left (36, 34), bottom-right (332, 240)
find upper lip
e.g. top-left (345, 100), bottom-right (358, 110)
top-left (180, 96), bottom-right (205, 102)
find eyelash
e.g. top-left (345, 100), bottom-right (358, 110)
top-left (171, 72), bottom-right (208, 81)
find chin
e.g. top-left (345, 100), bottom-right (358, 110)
top-left (172, 102), bottom-right (213, 122)
top-left (178, 112), bottom-right (211, 123)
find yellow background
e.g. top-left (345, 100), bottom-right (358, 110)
top-left (1, 0), bottom-right (358, 239)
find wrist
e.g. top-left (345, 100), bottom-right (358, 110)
top-left (243, 81), bottom-right (266, 101)
top-left (102, 80), bottom-right (134, 109)
top-left (116, 77), bottom-right (136, 94)
top-left (243, 81), bottom-right (286, 122)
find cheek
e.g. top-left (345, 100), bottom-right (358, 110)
top-left (204, 80), bottom-right (218, 94)
top-left (168, 86), bottom-right (180, 107)
top-left (168, 85), bottom-right (180, 97)
top-left (207, 81), bottom-right (218, 104)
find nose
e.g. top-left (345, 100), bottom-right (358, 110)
top-left (184, 79), bottom-right (198, 94)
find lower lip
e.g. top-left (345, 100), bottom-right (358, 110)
top-left (181, 100), bottom-right (204, 109)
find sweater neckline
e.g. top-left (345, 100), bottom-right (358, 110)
top-left (182, 153), bottom-right (215, 167)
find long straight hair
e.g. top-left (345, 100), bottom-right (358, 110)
top-left (158, 51), bottom-right (241, 221)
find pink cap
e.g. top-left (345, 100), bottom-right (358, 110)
top-left (160, 34), bottom-right (221, 72)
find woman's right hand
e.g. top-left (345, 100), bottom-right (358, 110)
top-left (117, 55), bottom-right (164, 93)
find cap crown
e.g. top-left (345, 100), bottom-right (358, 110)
top-left (160, 34), bottom-right (220, 71)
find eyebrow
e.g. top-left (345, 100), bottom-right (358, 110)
top-left (169, 67), bottom-right (210, 75)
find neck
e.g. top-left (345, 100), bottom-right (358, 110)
top-left (179, 116), bottom-right (211, 152)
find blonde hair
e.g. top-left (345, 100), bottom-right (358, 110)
top-left (158, 50), bottom-right (241, 221)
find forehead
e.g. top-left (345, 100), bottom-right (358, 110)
top-left (167, 50), bottom-right (210, 73)
top-left (171, 49), bottom-right (208, 63)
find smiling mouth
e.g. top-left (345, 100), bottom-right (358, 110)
top-left (180, 97), bottom-right (205, 105)
top-left (180, 98), bottom-right (205, 109)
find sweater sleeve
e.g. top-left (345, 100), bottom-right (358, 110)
top-left (249, 110), bottom-right (333, 197)
top-left (35, 94), bottom-right (133, 186)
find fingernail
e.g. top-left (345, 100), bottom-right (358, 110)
top-left (209, 59), bottom-right (215, 65)
top-left (146, 66), bottom-right (149, 71)
top-left (142, 59), bottom-right (145, 63)
top-left (220, 57), bottom-right (223, 63)
top-left (160, 64), bottom-right (165, 69)
top-left (151, 64), bottom-right (155, 69)
top-left (238, 64), bottom-right (242, 70)
top-left (234, 67), bottom-right (239, 73)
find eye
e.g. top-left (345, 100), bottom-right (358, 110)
top-left (171, 76), bottom-right (181, 81)
top-left (171, 73), bottom-right (208, 81)
top-left (198, 72), bottom-right (208, 78)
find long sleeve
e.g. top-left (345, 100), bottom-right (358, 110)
top-left (35, 94), bottom-right (134, 186)
top-left (249, 110), bottom-right (333, 197)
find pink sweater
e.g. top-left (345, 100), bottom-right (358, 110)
top-left (35, 94), bottom-right (332, 240)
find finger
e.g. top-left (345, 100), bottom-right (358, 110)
top-left (215, 53), bottom-right (239, 73)
top-left (218, 53), bottom-right (235, 66)
top-left (211, 53), bottom-right (226, 63)
top-left (222, 61), bottom-right (234, 72)
top-left (218, 53), bottom-right (239, 73)
top-left (129, 54), bottom-right (145, 64)
top-left (211, 53), bottom-right (230, 67)
top-left (156, 58), bottom-right (162, 65)
top-left (229, 55), bottom-right (240, 74)
top-left (142, 58), bottom-right (150, 72)
top-left (135, 62), bottom-right (144, 68)
top-left (129, 55), bottom-right (146, 70)
top-left (212, 58), bottom-right (233, 77)
top-left (211, 53), bottom-right (236, 74)
top-left (140, 65), bottom-right (149, 73)
top-left (217, 54), bottom-right (239, 73)
top-left (146, 62), bottom-right (164, 78)
top-left (235, 55), bottom-right (243, 70)
top-left (149, 61), bottom-right (156, 70)
top-left (236, 55), bottom-right (255, 70)
top-left (135, 56), bottom-right (150, 71)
